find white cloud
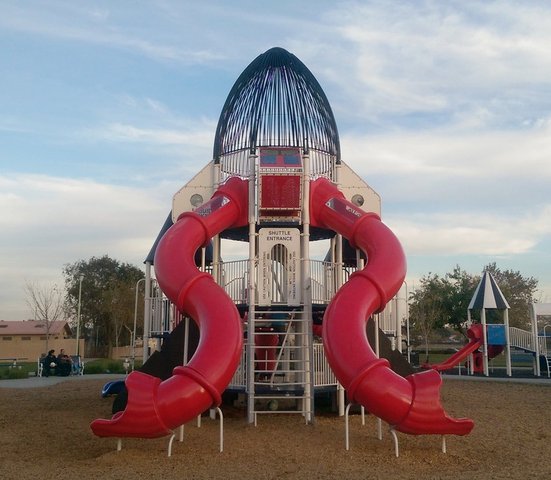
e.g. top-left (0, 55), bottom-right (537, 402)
top-left (75, 95), bottom-right (217, 153)
top-left (339, 121), bottom-right (551, 218)
top-left (0, 2), bottom-right (226, 65)
top-left (0, 173), bottom-right (167, 320)
top-left (288, 1), bottom-right (551, 131)
top-left (89, 123), bottom-right (213, 148)
top-left (343, 122), bottom-right (551, 178)
top-left (388, 205), bottom-right (551, 257)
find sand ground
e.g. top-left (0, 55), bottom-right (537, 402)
top-left (0, 376), bottom-right (550, 480)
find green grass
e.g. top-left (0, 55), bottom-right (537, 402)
top-left (416, 350), bottom-right (535, 368)
top-left (0, 362), bottom-right (37, 379)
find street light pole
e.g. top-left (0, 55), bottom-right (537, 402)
top-left (75, 274), bottom-right (84, 356)
top-left (133, 278), bottom-right (145, 370)
top-left (404, 281), bottom-right (410, 363)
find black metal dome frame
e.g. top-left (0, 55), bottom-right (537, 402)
top-left (213, 47), bottom-right (340, 163)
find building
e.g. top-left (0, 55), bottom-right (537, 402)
top-left (0, 320), bottom-right (82, 362)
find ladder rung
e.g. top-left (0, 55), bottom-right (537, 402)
top-left (254, 382), bottom-right (307, 388)
top-left (254, 409), bottom-right (312, 413)
top-left (255, 395), bottom-right (311, 401)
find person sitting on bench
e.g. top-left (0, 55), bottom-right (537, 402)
top-left (42, 350), bottom-right (57, 377)
top-left (56, 349), bottom-right (73, 376)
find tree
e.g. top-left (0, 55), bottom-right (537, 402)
top-left (24, 281), bottom-right (65, 352)
top-left (63, 255), bottom-right (145, 356)
top-left (409, 273), bottom-right (447, 361)
top-left (102, 277), bottom-right (140, 351)
top-left (482, 262), bottom-right (538, 329)
top-left (441, 266), bottom-right (480, 334)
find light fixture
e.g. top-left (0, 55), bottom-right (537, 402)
top-left (351, 194), bottom-right (364, 207)
top-left (190, 193), bottom-right (204, 207)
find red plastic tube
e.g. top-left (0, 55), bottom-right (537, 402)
top-left (310, 177), bottom-right (474, 435)
top-left (255, 330), bottom-right (279, 373)
top-left (423, 324), bottom-right (483, 371)
top-left (90, 177), bottom-right (249, 438)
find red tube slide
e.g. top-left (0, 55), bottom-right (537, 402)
top-left (310, 178), bottom-right (473, 435)
top-left (255, 328), bottom-right (279, 374)
top-left (424, 324), bottom-right (483, 371)
top-left (472, 346), bottom-right (504, 373)
top-left (90, 177), bottom-right (249, 438)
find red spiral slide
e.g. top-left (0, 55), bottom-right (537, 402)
top-left (310, 178), bottom-right (474, 435)
top-left (90, 177), bottom-right (249, 438)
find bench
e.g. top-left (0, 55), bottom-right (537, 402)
top-left (71, 355), bottom-right (85, 375)
top-left (37, 355), bottom-right (85, 377)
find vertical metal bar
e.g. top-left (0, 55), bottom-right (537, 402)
top-left (396, 292), bottom-right (403, 354)
top-left (301, 152), bottom-right (314, 423)
top-left (481, 308), bottom-right (489, 376)
top-left (467, 310), bottom-right (474, 375)
top-left (247, 151), bottom-right (257, 423)
top-left (531, 304), bottom-right (541, 376)
top-left (143, 262), bottom-right (152, 363)
top-left (75, 274), bottom-right (84, 356)
top-left (334, 234), bottom-right (345, 416)
top-left (405, 282), bottom-right (410, 363)
top-left (504, 309), bottom-right (512, 376)
top-left (183, 317), bottom-right (190, 366)
top-left (132, 278), bottom-right (144, 370)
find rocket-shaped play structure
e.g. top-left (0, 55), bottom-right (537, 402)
top-left (91, 47), bottom-right (473, 440)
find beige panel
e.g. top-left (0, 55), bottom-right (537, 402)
top-left (172, 161), bottom-right (215, 221)
top-left (338, 161), bottom-right (381, 216)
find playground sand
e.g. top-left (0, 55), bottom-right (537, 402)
top-left (1, 378), bottom-right (550, 480)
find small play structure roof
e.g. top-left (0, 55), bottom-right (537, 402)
top-left (213, 47), bottom-right (340, 162)
top-left (145, 212), bottom-right (173, 264)
top-left (468, 271), bottom-right (510, 310)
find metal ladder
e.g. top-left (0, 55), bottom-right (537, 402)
top-left (247, 308), bottom-right (313, 424)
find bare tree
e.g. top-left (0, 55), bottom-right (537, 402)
top-left (24, 281), bottom-right (65, 352)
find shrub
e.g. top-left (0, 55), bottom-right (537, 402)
top-left (83, 363), bottom-right (105, 375)
top-left (84, 358), bottom-right (127, 374)
top-left (0, 367), bottom-right (29, 380)
top-left (0, 363), bottom-right (36, 380)
top-left (106, 361), bottom-right (125, 374)
top-left (7, 368), bottom-right (28, 379)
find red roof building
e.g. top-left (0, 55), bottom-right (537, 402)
top-left (0, 320), bottom-right (72, 336)
top-left (0, 320), bottom-right (77, 363)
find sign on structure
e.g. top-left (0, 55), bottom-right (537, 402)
top-left (258, 228), bottom-right (301, 306)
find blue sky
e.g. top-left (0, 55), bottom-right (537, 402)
top-left (1, 0), bottom-right (550, 321)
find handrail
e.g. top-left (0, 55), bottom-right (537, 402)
top-left (542, 325), bottom-right (551, 356)
top-left (268, 311), bottom-right (295, 385)
top-left (219, 150), bottom-right (337, 183)
top-left (509, 327), bottom-right (535, 352)
top-left (210, 258), bottom-right (361, 305)
top-left (228, 339), bottom-right (338, 389)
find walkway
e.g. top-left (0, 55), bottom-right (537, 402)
top-left (0, 373), bottom-right (125, 389)
top-left (443, 374), bottom-right (551, 386)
